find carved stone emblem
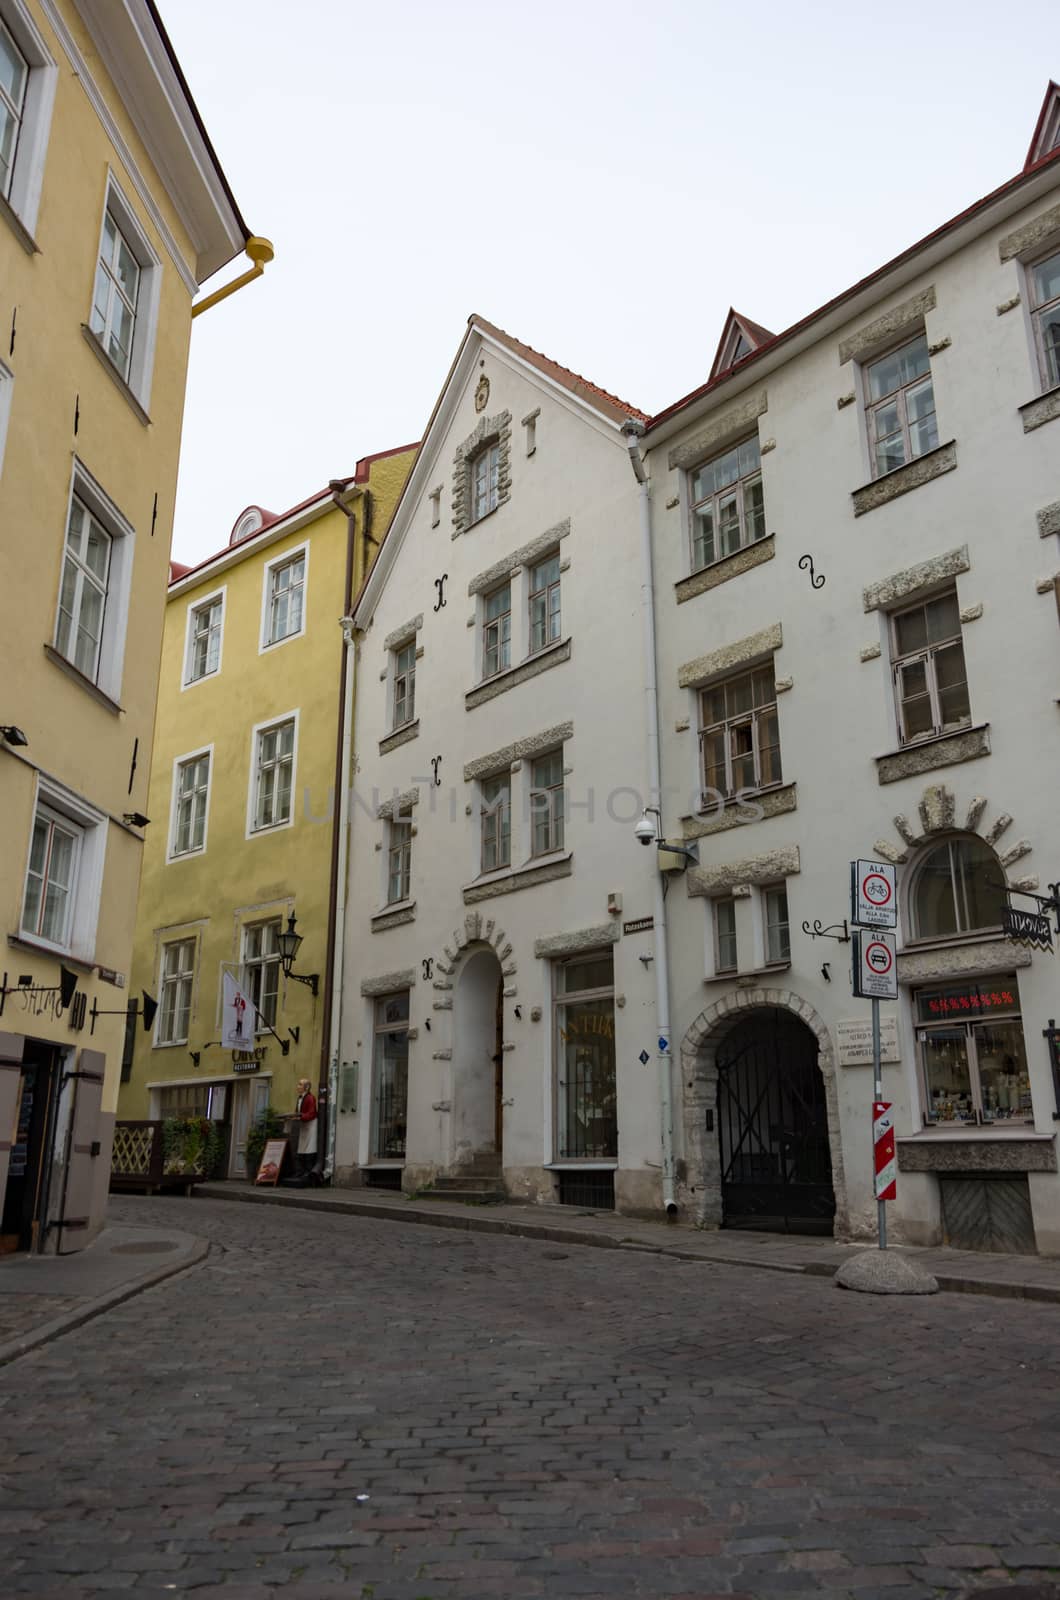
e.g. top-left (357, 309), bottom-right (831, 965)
top-left (474, 374), bottom-right (490, 413)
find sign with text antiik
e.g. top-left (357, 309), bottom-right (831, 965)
top-left (851, 859), bottom-right (898, 929)
top-left (853, 929), bottom-right (898, 1001)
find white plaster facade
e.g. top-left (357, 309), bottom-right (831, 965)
top-left (643, 102), bottom-right (1060, 1253)
top-left (334, 318), bottom-right (668, 1214)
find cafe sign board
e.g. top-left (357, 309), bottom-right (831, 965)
top-left (233, 1047), bottom-right (266, 1074)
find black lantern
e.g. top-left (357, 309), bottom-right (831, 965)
top-left (277, 913), bottom-right (319, 996)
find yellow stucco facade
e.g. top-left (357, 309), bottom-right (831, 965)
top-left (0, 0), bottom-right (257, 1252)
top-left (120, 445), bottom-right (416, 1178)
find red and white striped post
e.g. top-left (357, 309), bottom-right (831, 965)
top-left (873, 1101), bottom-right (897, 1228)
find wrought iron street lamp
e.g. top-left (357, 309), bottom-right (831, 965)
top-left (277, 913), bottom-right (319, 996)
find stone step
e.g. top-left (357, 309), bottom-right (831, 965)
top-left (429, 1176), bottom-right (503, 1193)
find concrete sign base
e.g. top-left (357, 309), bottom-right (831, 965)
top-left (834, 1250), bottom-right (939, 1295)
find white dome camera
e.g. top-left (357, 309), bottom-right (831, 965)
top-left (634, 813), bottom-right (657, 847)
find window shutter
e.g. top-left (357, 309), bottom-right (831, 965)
top-left (0, 1032), bottom-right (26, 1205)
top-left (54, 1049), bottom-right (106, 1252)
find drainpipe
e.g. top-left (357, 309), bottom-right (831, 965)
top-left (622, 419), bottom-right (678, 1216)
top-left (191, 237), bottom-right (274, 319)
top-left (320, 481), bottom-right (362, 1180)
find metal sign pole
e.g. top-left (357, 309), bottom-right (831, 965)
top-left (872, 994), bottom-right (886, 1251)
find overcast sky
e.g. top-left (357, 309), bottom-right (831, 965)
top-left (164, 0), bottom-right (1056, 565)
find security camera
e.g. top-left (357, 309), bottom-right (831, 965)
top-left (634, 814), bottom-right (656, 847)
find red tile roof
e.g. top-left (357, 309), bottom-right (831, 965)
top-left (472, 315), bottom-right (648, 424)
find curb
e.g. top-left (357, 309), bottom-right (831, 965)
top-left (192, 1185), bottom-right (1060, 1305)
top-left (0, 1236), bottom-right (211, 1369)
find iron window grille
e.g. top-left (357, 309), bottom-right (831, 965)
top-left (480, 774), bottom-right (511, 873)
top-left (1030, 247), bottom-right (1060, 391)
top-left (689, 436), bottom-right (765, 571)
top-left (554, 952), bottom-right (617, 1161)
top-left (482, 584), bottom-right (511, 678)
top-left (266, 554), bottom-right (305, 645)
top-left (865, 333), bottom-right (938, 477)
top-left (698, 663), bottom-right (781, 802)
top-left (172, 753), bottom-right (210, 856)
top-left (890, 589), bottom-right (970, 744)
top-left (56, 495), bottom-right (111, 683)
top-left (0, 19), bottom-right (28, 202)
top-left (252, 720), bottom-right (294, 831)
top-left (158, 938), bottom-right (195, 1045)
top-left (528, 553), bottom-right (561, 654)
top-left (89, 210), bottom-right (140, 382)
top-left (530, 749), bottom-right (565, 856)
top-left (393, 641), bottom-right (416, 728)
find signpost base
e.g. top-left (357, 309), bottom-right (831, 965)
top-left (835, 1250), bottom-right (938, 1296)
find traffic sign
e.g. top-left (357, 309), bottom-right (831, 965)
top-left (873, 1101), bottom-right (897, 1201)
top-left (853, 928), bottom-right (898, 1000)
top-left (851, 858), bottom-right (897, 929)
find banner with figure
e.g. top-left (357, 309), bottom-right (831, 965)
top-left (221, 969), bottom-right (251, 1050)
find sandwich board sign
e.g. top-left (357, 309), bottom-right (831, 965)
top-left (853, 929), bottom-right (898, 1001)
top-left (851, 859), bottom-right (897, 930)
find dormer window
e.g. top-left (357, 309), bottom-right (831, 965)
top-left (471, 441), bottom-right (500, 523)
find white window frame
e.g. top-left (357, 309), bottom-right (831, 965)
top-left (154, 935), bottom-right (197, 1048)
top-left (87, 174), bottom-right (161, 410)
top-left (259, 541), bottom-right (309, 654)
top-left (697, 662), bottom-right (782, 804)
top-left (54, 459), bottom-right (136, 704)
top-left (55, 494), bottom-right (112, 685)
top-left (0, 0), bottom-right (56, 239)
top-left (482, 582), bottom-right (512, 678)
top-left (19, 775), bottom-right (106, 961)
top-left (529, 748), bottom-right (565, 858)
top-left (479, 772), bottom-right (512, 875)
top-left (386, 810), bottom-right (412, 905)
top-left (470, 440), bottom-right (501, 524)
top-left (246, 710), bottom-right (299, 839)
top-left (181, 585), bottom-right (226, 689)
top-left (391, 638), bottom-right (417, 730)
top-left (687, 436), bottom-right (766, 573)
top-left (889, 589), bottom-right (971, 745)
top-left (1027, 243), bottom-right (1060, 393)
top-left (167, 743), bottom-right (213, 862)
top-left (763, 883), bottom-right (791, 966)
top-left (714, 897), bottom-right (738, 974)
top-left (863, 331), bottom-right (938, 479)
top-left (528, 552), bottom-right (562, 655)
top-left (241, 918), bottom-right (282, 1034)
top-left (0, 358), bottom-right (12, 479)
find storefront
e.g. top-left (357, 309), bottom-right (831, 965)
top-left (914, 976), bottom-right (1031, 1127)
top-left (149, 1069), bottom-right (272, 1179)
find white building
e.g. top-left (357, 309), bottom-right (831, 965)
top-left (333, 318), bottom-right (672, 1214)
top-left (643, 81), bottom-right (1060, 1254)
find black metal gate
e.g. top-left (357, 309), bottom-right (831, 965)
top-left (716, 1009), bottom-right (835, 1234)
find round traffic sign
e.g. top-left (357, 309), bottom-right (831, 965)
top-left (865, 940), bottom-right (894, 975)
top-left (862, 871), bottom-right (893, 906)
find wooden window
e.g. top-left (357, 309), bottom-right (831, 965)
top-left (0, 18), bottom-right (28, 202)
top-left (530, 749), bottom-right (564, 856)
top-left (21, 803), bottom-right (80, 948)
top-left (528, 553), bottom-right (561, 653)
top-left (910, 836), bottom-right (1005, 941)
top-left (689, 437), bottom-right (765, 571)
top-left (158, 938), bottom-right (195, 1045)
top-left (865, 334), bottom-right (938, 477)
top-left (480, 774), bottom-right (511, 873)
top-left (1030, 247), bottom-right (1060, 391)
top-left (554, 952), bottom-right (616, 1160)
top-left (890, 589), bottom-right (970, 743)
top-left (172, 753), bottom-right (210, 856)
top-left (764, 884), bottom-right (790, 965)
top-left (187, 597), bottom-right (223, 683)
top-left (387, 810), bottom-right (412, 904)
top-left (372, 992), bottom-right (409, 1158)
top-left (252, 720), bottom-right (294, 830)
top-left (55, 495), bottom-right (111, 682)
top-left (714, 898), bottom-right (737, 974)
top-left (265, 553), bottom-right (305, 645)
top-left (698, 663), bottom-right (781, 802)
top-left (471, 441), bottom-right (500, 523)
top-left (89, 209), bottom-right (140, 382)
top-left (482, 584), bottom-right (511, 678)
top-left (393, 640), bottom-right (416, 727)
top-left (243, 920), bottom-right (281, 1030)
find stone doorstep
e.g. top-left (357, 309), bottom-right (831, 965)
top-left (190, 1182), bottom-right (1060, 1305)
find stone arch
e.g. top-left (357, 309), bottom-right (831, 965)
top-left (426, 912), bottom-right (517, 1064)
top-left (871, 782), bottom-right (1038, 893)
top-left (679, 987), bottom-right (849, 1236)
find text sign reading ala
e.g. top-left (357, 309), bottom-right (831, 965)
top-left (853, 928), bottom-right (898, 1001)
top-left (851, 858), bottom-right (897, 929)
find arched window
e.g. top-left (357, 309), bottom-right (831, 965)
top-left (910, 835), bottom-right (1006, 940)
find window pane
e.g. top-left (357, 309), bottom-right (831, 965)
top-left (744, 476), bottom-right (766, 542)
top-left (485, 585), bottom-right (509, 620)
top-left (1040, 306), bottom-right (1060, 388)
top-left (726, 672), bottom-right (753, 716)
top-left (556, 996), bottom-right (617, 1158)
top-left (716, 899), bottom-right (737, 971)
top-left (531, 555), bottom-right (560, 590)
top-left (922, 1030), bottom-right (975, 1123)
top-left (730, 721), bottom-right (755, 790)
top-left (1032, 251), bottom-right (1060, 309)
top-left (955, 838), bottom-right (1006, 931)
top-left (898, 659), bottom-right (934, 739)
top-left (935, 641), bottom-right (970, 728)
top-left (765, 886), bottom-right (790, 964)
top-left (894, 604), bottom-right (928, 655)
top-left (701, 685), bottom-right (726, 726)
top-left (692, 505), bottom-right (714, 567)
top-left (0, 23), bottom-right (27, 110)
top-left (924, 591), bottom-right (959, 643)
top-left (907, 378), bottom-right (938, 458)
top-left (867, 348), bottom-right (903, 402)
top-left (975, 1020), bottom-right (1031, 1123)
top-left (897, 334), bottom-right (930, 385)
top-left (558, 953), bottom-right (614, 995)
top-left (717, 490), bottom-right (740, 557)
top-left (757, 709), bottom-right (782, 786)
top-left (914, 841), bottom-right (960, 937)
top-left (737, 438), bottom-right (760, 476)
top-left (701, 728), bottom-right (726, 795)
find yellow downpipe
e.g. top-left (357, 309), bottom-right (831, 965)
top-left (191, 236), bottom-right (274, 319)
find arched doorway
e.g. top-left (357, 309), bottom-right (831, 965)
top-left (716, 1008), bottom-right (835, 1234)
top-left (452, 947), bottom-right (505, 1167)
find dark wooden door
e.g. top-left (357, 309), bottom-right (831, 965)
top-left (493, 979), bottom-right (504, 1154)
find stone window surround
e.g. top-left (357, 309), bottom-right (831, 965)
top-left (360, 969), bottom-right (416, 998)
top-left (837, 285), bottom-right (937, 368)
top-left (1019, 384), bottom-right (1060, 434)
top-left (465, 637), bottom-right (571, 711)
top-left (686, 844), bottom-right (800, 900)
top-left (677, 622), bottom-right (782, 691)
top-left (451, 411), bottom-right (513, 537)
top-left (376, 786), bottom-right (420, 821)
top-left (675, 533), bottom-right (775, 605)
top-left (862, 545), bottom-right (970, 613)
top-left (680, 780), bottom-right (797, 841)
top-left (533, 923), bottom-right (619, 960)
top-left (874, 723), bottom-right (991, 786)
top-left (379, 719), bottom-right (419, 757)
top-left (463, 721), bottom-right (573, 784)
top-left (667, 389), bottom-right (768, 474)
top-left (851, 439), bottom-right (957, 517)
top-left (383, 614), bottom-right (423, 654)
top-left (463, 850), bottom-right (573, 906)
top-left (467, 519), bottom-right (571, 597)
top-left (1037, 501), bottom-right (1060, 538)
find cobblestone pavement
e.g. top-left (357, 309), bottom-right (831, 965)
top-left (2, 1196), bottom-right (1060, 1600)
top-left (0, 1291), bottom-right (81, 1346)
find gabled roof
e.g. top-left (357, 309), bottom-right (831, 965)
top-left (1026, 80), bottom-right (1060, 171)
top-left (473, 316), bottom-right (648, 425)
top-left (708, 309), bottom-right (776, 382)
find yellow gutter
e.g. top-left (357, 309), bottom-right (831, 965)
top-left (191, 236), bottom-right (274, 319)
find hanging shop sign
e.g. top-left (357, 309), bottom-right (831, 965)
top-left (850, 859), bottom-right (897, 930)
top-left (1003, 906), bottom-right (1054, 952)
top-left (852, 929), bottom-right (898, 1001)
top-left (836, 1016), bottom-right (900, 1066)
top-left (220, 969), bottom-right (251, 1050)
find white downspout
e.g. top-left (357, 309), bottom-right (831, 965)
top-left (622, 419), bottom-right (678, 1215)
top-left (324, 614), bottom-right (356, 1181)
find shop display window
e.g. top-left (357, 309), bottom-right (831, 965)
top-left (916, 978), bottom-right (1031, 1126)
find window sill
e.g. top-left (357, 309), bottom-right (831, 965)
top-left (379, 719), bottom-right (419, 756)
top-left (247, 820), bottom-right (293, 839)
top-left (682, 781), bottom-right (797, 840)
top-left (43, 644), bottom-right (124, 715)
top-left (901, 928), bottom-right (1005, 955)
top-left (1020, 382), bottom-right (1060, 434)
top-left (544, 1161), bottom-right (617, 1171)
top-left (371, 900), bottom-right (416, 932)
top-left (676, 534), bottom-right (776, 603)
top-left (7, 931), bottom-right (95, 972)
top-left (80, 325), bottom-right (151, 427)
top-left (153, 1039), bottom-right (191, 1051)
top-left (875, 722), bottom-right (990, 784)
top-left (0, 189), bottom-right (40, 255)
top-left (166, 848), bottom-right (206, 865)
top-left (466, 637), bottom-right (571, 709)
top-left (705, 962), bottom-right (791, 987)
top-left (851, 439), bottom-right (957, 517)
top-left (463, 851), bottom-right (573, 906)
top-left (897, 1131), bottom-right (1055, 1175)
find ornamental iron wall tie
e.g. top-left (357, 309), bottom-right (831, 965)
top-left (434, 574), bottom-right (448, 611)
top-left (801, 918), bottom-right (850, 943)
top-left (798, 553), bottom-right (825, 589)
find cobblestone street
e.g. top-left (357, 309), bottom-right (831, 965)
top-left (3, 1195), bottom-right (1060, 1600)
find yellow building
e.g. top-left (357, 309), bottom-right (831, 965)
top-left (0, 0), bottom-right (264, 1255)
top-left (119, 445), bottom-right (417, 1179)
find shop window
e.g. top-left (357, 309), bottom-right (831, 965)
top-left (554, 952), bottom-right (616, 1160)
top-left (372, 992), bottom-right (409, 1159)
top-left (915, 978), bottom-right (1031, 1126)
top-left (159, 1083), bottom-right (209, 1120)
top-left (909, 835), bottom-right (1005, 941)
